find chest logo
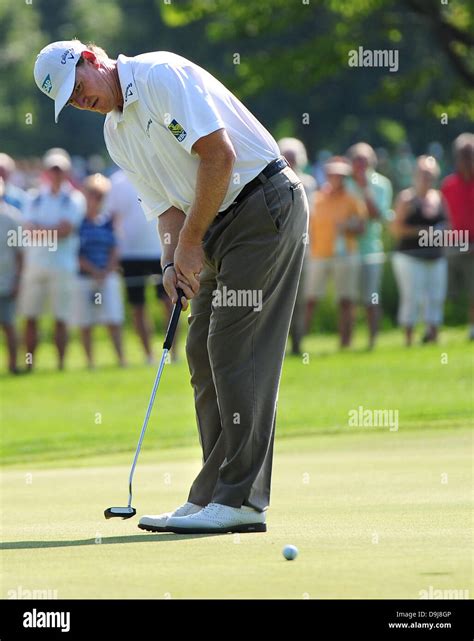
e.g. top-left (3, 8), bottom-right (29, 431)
top-left (125, 83), bottom-right (134, 101)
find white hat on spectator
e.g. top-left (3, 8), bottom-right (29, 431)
top-left (34, 40), bottom-right (88, 123)
top-left (325, 156), bottom-right (352, 176)
top-left (43, 148), bottom-right (72, 172)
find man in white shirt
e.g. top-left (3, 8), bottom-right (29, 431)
top-left (34, 40), bottom-right (308, 533)
top-left (106, 169), bottom-right (177, 363)
top-left (20, 148), bottom-right (85, 370)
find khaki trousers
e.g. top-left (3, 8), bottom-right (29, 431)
top-left (186, 166), bottom-right (308, 511)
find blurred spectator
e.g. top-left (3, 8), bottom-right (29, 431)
top-left (75, 174), bottom-right (125, 368)
top-left (278, 137), bottom-right (317, 355)
top-left (305, 157), bottom-right (367, 348)
top-left (441, 133), bottom-right (474, 341)
top-left (311, 149), bottom-right (332, 187)
top-left (391, 156), bottom-right (448, 346)
top-left (392, 142), bottom-right (416, 191)
top-left (0, 153), bottom-right (29, 213)
top-left (107, 169), bottom-right (177, 363)
top-left (19, 149), bottom-right (85, 370)
top-left (346, 142), bottom-right (393, 349)
top-left (0, 178), bottom-right (23, 374)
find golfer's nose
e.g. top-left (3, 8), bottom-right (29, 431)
top-left (74, 95), bottom-right (89, 109)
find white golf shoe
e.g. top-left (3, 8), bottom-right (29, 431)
top-left (166, 502), bottom-right (267, 534)
top-left (138, 501), bottom-right (202, 532)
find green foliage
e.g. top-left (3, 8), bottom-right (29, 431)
top-left (1, 0), bottom-right (472, 158)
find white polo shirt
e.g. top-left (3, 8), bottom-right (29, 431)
top-left (104, 52), bottom-right (280, 221)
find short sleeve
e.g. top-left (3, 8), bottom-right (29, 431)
top-left (144, 62), bottom-right (225, 154)
top-left (104, 137), bottom-right (170, 221)
top-left (123, 169), bottom-right (171, 220)
top-left (377, 178), bottom-right (393, 220)
top-left (67, 191), bottom-right (86, 228)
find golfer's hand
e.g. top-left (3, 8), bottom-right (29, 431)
top-left (163, 265), bottom-right (189, 310)
top-left (174, 238), bottom-right (204, 301)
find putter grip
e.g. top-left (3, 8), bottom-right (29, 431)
top-left (163, 288), bottom-right (185, 350)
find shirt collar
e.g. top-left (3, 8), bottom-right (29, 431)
top-left (107, 54), bottom-right (139, 129)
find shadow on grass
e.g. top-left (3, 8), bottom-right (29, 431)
top-left (0, 533), bottom-right (223, 549)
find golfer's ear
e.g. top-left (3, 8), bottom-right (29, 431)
top-left (82, 50), bottom-right (99, 68)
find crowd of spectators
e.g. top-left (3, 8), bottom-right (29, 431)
top-left (0, 132), bottom-right (472, 373)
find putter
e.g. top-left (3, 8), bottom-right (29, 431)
top-left (104, 288), bottom-right (185, 520)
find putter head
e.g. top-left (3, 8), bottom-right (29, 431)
top-left (104, 506), bottom-right (136, 520)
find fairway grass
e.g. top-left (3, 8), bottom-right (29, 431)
top-left (1, 429), bottom-right (472, 599)
top-left (1, 327), bottom-right (472, 599)
top-left (1, 327), bottom-right (473, 465)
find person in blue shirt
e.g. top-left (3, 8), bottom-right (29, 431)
top-left (75, 173), bottom-right (125, 368)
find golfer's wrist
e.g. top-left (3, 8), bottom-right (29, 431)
top-left (162, 262), bottom-right (175, 276)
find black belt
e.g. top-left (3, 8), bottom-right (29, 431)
top-left (219, 156), bottom-right (289, 217)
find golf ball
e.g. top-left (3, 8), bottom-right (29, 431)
top-left (283, 544), bottom-right (298, 560)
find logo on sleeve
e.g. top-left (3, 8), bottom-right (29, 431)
top-left (168, 119), bottom-right (187, 142)
top-left (41, 74), bottom-right (53, 94)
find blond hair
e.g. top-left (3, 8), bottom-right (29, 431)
top-left (83, 173), bottom-right (111, 195)
top-left (416, 155), bottom-right (440, 179)
top-left (72, 39), bottom-right (110, 63)
top-left (346, 142), bottom-right (377, 168)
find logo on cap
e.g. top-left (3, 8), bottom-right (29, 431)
top-left (168, 119), bottom-right (187, 142)
top-left (60, 48), bottom-right (75, 65)
top-left (42, 74), bottom-right (53, 94)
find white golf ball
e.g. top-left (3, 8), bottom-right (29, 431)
top-left (283, 544), bottom-right (298, 560)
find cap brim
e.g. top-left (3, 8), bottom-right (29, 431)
top-left (54, 66), bottom-right (76, 123)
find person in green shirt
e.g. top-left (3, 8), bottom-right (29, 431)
top-left (346, 143), bottom-right (393, 349)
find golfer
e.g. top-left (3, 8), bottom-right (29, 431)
top-left (34, 40), bottom-right (308, 534)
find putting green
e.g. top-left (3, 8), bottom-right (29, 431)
top-left (1, 428), bottom-right (471, 599)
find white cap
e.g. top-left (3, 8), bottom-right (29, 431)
top-left (34, 40), bottom-right (88, 123)
top-left (43, 153), bottom-right (71, 172)
top-left (325, 156), bottom-right (352, 176)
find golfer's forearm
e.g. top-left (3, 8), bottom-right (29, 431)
top-left (180, 154), bottom-right (235, 243)
top-left (158, 206), bottom-right (186, 265)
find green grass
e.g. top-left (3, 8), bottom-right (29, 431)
top-left (1, 326), bottom-right (472, 465)
top-left (1, 430), bottom-right (471, 599)
top-left (0, 326), bottom-right (472, 598)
